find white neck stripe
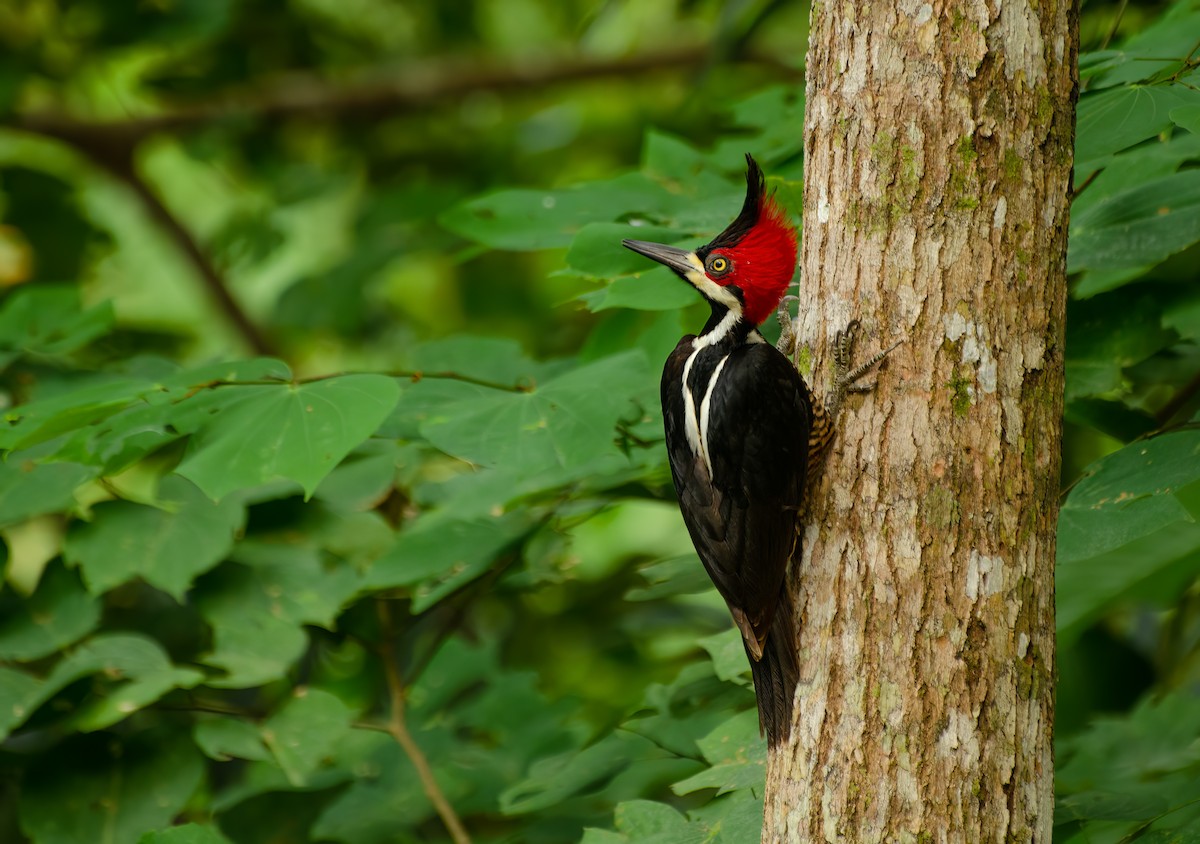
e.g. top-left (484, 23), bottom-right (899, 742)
top-left (681, 350), bottom-right (704, 467)
top-left (694, 308), bottom-right (740, 350)
top-left (698, 354), bottom-right (730, 472)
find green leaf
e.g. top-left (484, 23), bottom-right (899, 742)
top-left (500, 732), bottom-right (651, 815)
top-left (625, 554), bottom-right (712, 602)
top-left (366, 511), bottom-right (531, 612)
top-left (673, 710), bottom-right (765, 796)
top-left (613, 800), bottom-right (694, 838)
top-left (579, 268), bottom-right (700, 313)
top-left (0, 358), bottom-right (292, 467)
top-left (0, 633), bottom-right (203, 740)
top-left (0, 665), bottom-right (43, 738)
top-left (176, 374), bottom-right (401, 501)
top-left (1089, 5), bottom-right (1200, 88)
top-left (683, 790), bottom-right (763, 842)
top-left (407, 336), bottom-right (565, 386)
top-left (311, 441), bottom-right (400, 511)
top-left (1075, 84), bottom-right (1193, 164)
top-left (261, 689), bottom-right (355, 786)
top-left (19, 732), bottom-right (204, 844)
top-left (0, 459), bottom-right (98, 529)
top-left (138, 825), bottom-right (234, 844)
top-left (64, 475), bottom-right (245, 598)
top-left (60, 634), bottom-right (206, 732)
top-left (195, 541), bottom-right (358, 688)
top-left (1056, 431), bottom-right (1200, 642)
top-left (1058, 431), bottom-right (1200, 563)
top-left (1072, 132), bottom-right (1200, 221)
top-left (0, 376), bottom-right (152, 452)
top-left (698, 628), bottom-right (751, 685)
top-left (194, 717), bottom-right (272, 762)
top-left (0, 561), bottom-right (100, 660)
top-left (1069, 170), bottom-right (1200, 273)
top-left (1172, 104), bottom-right (1200, 135)
top-left (440, 173), bottom-right (675, 250)
top-left (419, 350), bottom-right (651, 474)
top-left (1057, 519), bottom-right (1200, 645)
top-left (0, 285), bottom-right (114, 363)
top-left (643, 132), bottom-right (733, 189)
top-left (1057, 690), bottom-right (1200, 835)
top-left (712, 85), bottom-right (807, 168)
top-left (567, 222), bottom-right (688, 278)
top-left (1064, 292), bottom-right (1175, 400)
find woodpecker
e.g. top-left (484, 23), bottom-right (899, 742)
top-left (623, 155), bottom-right (871, 746)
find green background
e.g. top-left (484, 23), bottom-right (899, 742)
top-left (0, 1), bottom-right (1199, 841)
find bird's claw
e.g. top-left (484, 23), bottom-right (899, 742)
top-left (775, 296), bottom-right (801, 357)
top-left (825, 320), bottom-right (901, 419)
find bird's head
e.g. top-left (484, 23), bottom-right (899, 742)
top-left (623, 154), bottom-right (797, 327)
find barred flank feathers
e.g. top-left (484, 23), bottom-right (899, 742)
top-left (747, 586), bottom-right (799, 747)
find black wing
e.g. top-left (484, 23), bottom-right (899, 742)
top-left (661, 340), bottom-right (812, 654)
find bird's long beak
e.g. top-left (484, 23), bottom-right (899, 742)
top-left (622, 239), bottom-right (697, 276)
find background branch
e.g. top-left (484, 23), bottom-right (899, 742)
top-left (376, 599), bottom-right (472, 844)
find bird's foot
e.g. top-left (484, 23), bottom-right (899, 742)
top-left (825, 320), bottom-right (902, 420)
top-left (775, 295), bottom-right (800, 358)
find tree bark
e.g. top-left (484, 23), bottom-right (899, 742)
top-left (765, 1), bottom-right (1076, 841)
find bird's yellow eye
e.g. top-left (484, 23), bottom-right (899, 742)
top-left (709, 256), bottom-right (729, 274)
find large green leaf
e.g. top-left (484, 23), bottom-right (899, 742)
top-left (1057, 432), bottom-right (1200, 642)
top-left (0, 459), bottom-right (98, 528)
top-left (0, 633), bottom-right (204, 740)
top-left (1063, 291), bottom-right (1175, 400)
top-left (1069, 170), bottom-right (1200, 273)
top-left (566, 222), bottom-right (685, 279)
top-left (406, 335), bottom-right (569, 386)
top-left (0, 358), bottom-right (292, 468)
top-left (672, 710), bottom-right (765, 796)
top-left (19, 732), bottom-right (204, 844)
top-left (0, 285), bottom-right (114, 365)
top-left (419, 349), bottom-right (651, 474)
top-left (440, 173), bottom-right (675, 250)
top-left (1087, 3), bottom-right (1200, 88)
top-left (138, 826), bottom-right (233, 844)
top-left (0, 561), bottom-right (100, 660)
top-left (64, 474), bottom-right (245, 598)
top-left (262, 689), bottom-right (356, 786)
top-left (1058, 431), bottom-right (1200, 563)
top-left (365, 510), bottom-right (531, 611)
top-left (194, 541), bottom-right (359, 688)
top-left (1057, 690), bottom-right (1200, 837)
top-left (1075, 84), bottom-right (1194, 164)
top-left (176, 374), bottom-right (400, 501)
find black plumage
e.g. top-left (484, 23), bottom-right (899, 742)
top-left (661, 322), bottom-right (810, 745)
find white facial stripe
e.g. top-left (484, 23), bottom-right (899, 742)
top-left (698, 354), bottom-right (730, 473)
top-left (681, 253), bottom-right (742, 312)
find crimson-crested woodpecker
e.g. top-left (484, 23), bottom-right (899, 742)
top-left (623, 155), bottom-right (814, 746)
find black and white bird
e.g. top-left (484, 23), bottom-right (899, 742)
top-left (623, 155), bottom-right (812, 746)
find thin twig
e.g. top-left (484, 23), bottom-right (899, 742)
top-left (375, 599), bottom-right (472, 844)
top-left (1070, 168), bottom-right (1102, 202)
top-left (1099, 0), bottom-right (1128, 50)
top-left (1155, 368), bottom-right (1200, 427)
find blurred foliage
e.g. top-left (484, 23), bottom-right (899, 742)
top-left (0, 0), bottom-right (1197, 842)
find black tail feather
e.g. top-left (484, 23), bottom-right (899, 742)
top-left (747, 587), bottom-right (799, 747)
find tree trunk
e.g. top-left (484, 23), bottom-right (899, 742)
top-left (765, 1), bottom-right (1077, 841)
